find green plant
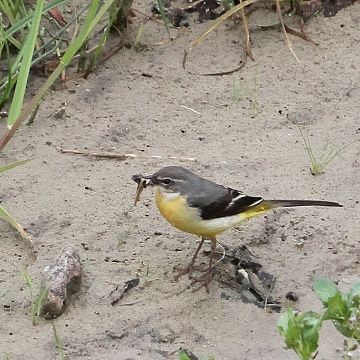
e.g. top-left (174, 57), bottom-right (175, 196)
top-left (278, 279), bottom-right (360, 360)
top-left (0, 0), bottom-right (28, 45)
top-left (0, 0), bottom-right (67, 111)
top-left (0, 0), bottom-right (134, 148)
top-left (179, 351), bottom-right (191, 360)
top-left (110, 0), bottom-right (133, 32)
top-left (233, 76), bottom-right (261, 117)
top-left (278, 309), bottom-right (321, 359)
top-left (156, 0), bottom-right (171, 39)
top-left (52, 321), bottom-right (67, 360)
top-left (20, 268), bottom-right (48, 325)
top-left (5, 0), bottom-right (44, 127)
top-left (136, 261), bottom-right (159, 286)
top-left (315, 279), bottom-right (360, 340)
top-left (298, 124), bottom-right (350, 176)
top-left (134, 23), bottom-right (146, 52)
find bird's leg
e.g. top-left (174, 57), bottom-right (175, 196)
top-left (174, 237), bottom-right (206, 281)
top-left (191, 236), bottom-right (217, 293)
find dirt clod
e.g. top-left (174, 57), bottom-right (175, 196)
top-left (285, 291), bottom-right (299, 301)
top-left (42, 246), bottom-right (81, 318)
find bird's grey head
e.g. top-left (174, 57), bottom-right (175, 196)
top-left (149, 166), bottom-right (196, 193)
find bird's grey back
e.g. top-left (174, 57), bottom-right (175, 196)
top-left (155, 166), bottom-right (228, 204)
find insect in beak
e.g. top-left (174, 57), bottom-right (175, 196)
top-left (132, 174), bottom-right (153, 205)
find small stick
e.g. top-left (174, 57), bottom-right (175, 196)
top-left (180, 105), bottom-right (201, 114)
top-left (59, 148), bottom-right (197, 162)
top-left (239, 0), bottom-right (254, 61)
top-left (275, 0), bottom-right (300, 63)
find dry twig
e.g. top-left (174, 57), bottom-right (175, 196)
top-left (275, 0), bottom-right (300, 63)
top-left (239, 0), bottom-right (253, 60)
top-left (60, 148), bottom-right (197, 162)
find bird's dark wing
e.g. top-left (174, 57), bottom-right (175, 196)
top-left (188, 184), bottom-right (263, 220)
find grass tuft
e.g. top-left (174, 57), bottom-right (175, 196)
top-left (0, 0), bottom-right (134, 148)
top-left (233, 75), bottom-right (261, 117)
top-left (297, 124), bottom-right (350, 176)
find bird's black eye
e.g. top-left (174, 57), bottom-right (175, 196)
top-left (161, 178), bottom-right (172, 185)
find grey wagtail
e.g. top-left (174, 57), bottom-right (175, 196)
top-left (132, 166), bottom-right (342, 291)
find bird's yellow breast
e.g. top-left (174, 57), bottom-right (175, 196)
top-left (155, 189), bottom-right (202, 234)
top-left (155, 188), bottom-right (248, 237)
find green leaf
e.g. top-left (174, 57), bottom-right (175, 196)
top-left (350, 282), bottom-right (360, 299)
top-left (302, 312), bottom-right (322, 354)
top-left (333, 321), bottom-right (353, 339)
top-left (323, 292), bottom-right (351, 321)
top-left (278, 309), bottom-right (322, 360)
top-left (278, 308), bottom-right (293, 335)
top-left (278, 309), bottom-right (303, 350)
top-left (0, 159), bottom-right (29, 174)
top-left (179, 350), bottom-right (191, 360)
top-left (0, 16), bottom-right (16, 108)
top-left (314, 278), bottom-right (339, 305)
top-left (7, 0), bottom-right (44, 126)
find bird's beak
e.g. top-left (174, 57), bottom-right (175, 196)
top-left (132, 174), bottom-right (155, 186)
top-left (132, 174), bottom-right (156, 205)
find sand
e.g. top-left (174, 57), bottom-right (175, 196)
top-left (1, 3), bottom-right (359, 359)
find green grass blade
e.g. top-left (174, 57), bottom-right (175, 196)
top-left (14, 0), bottom-right (23, 20)
top-left (0, 21), bottom-right (15, 108)
top-left (52, 321), bottom-right (66, 360)
top-left (157, 0), bottom-right (171, 39)
top-left (4, 0), bottom-right (66, 39)
top-left (80, 0), bottom-right (99, 35)
top-left (0, 0), bottom-right (118, 149)
top-left (20, 267), bottom-right (33, 297)
top-left (0, 204), bottom-right (32, 243)
top-left (0, 0), bottom-right (15, 24)
top-left (85, 25), bottom-right (109, 76)
top-left (7, 0), bottom-right (44, 127)
top-left (0, 159), bottom-right (29, 173)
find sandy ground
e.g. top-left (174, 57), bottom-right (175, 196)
top-left (1, 3), bottom-right (360, 360)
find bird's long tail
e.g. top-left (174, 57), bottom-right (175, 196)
top-left (263, 199), bottom-right (342, 208)
top-left (242, 199), bottom-right (342, 221)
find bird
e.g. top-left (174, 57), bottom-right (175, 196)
top-left (132, 166), bottom-right (342, 292)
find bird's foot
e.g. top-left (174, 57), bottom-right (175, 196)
top-left (174, 263), bottom-right (208, 281)
top-left (190, 268), bottom-right (214, 293)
